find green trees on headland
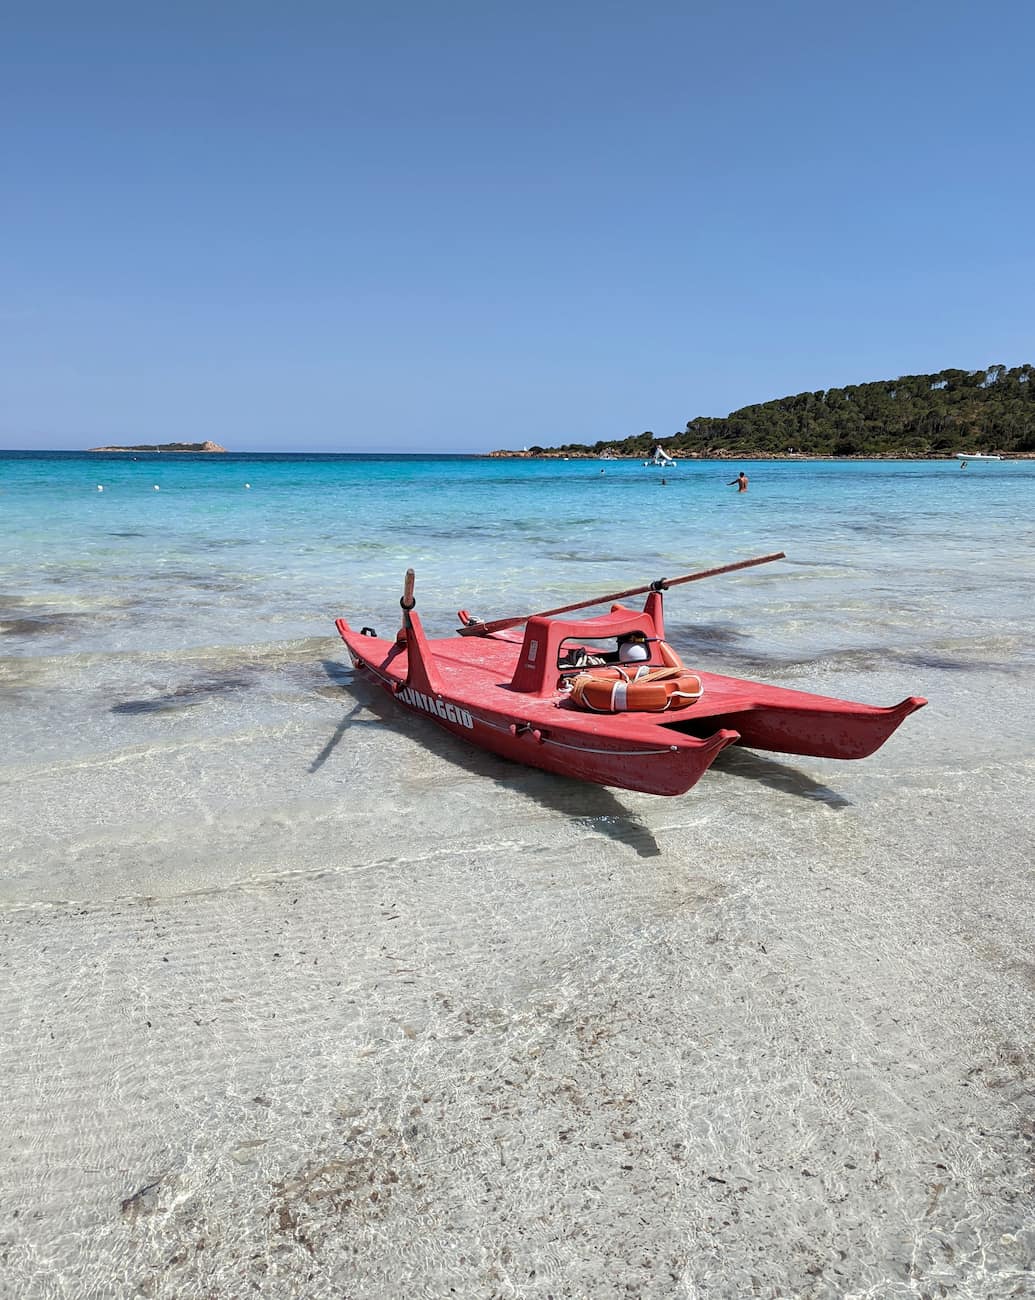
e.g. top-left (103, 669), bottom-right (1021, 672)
top-left (503, 365), bottom-right (1034, 457)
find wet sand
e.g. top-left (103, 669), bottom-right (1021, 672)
top-left (2, 653), bottom-right (1033, 1299)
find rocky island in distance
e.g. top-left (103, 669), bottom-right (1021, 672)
top-left (87, 440), bottom-right (227, 453)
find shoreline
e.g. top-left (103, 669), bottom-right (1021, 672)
top-left (487, 450), bottom-right (1029, 460)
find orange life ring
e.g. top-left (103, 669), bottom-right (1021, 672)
top-left (568, 663), bottom-right (704, 713)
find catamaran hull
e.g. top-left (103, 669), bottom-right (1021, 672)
top-left (342, 638), bottom-right (739, 796)
top-left (334, 572), bottom-right (926, 797)
top-left (667, 674), bottom-right (927, 761)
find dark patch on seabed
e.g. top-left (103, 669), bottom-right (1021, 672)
top-left (147, 570), bottom-right (245, 592)
top-left (111, 674), bottom-right (254, 714)
top-left (667, 621), bottom-right (749, 651)
top-left (546, 551), bottom-right (630, 564)
top-left (829, 647), bottom-right (1026, 675)
top-left (107, 530), bottom-right (147, 538)
top-left (781, 557), bottom-right (855, 569)
top-left (840, 518), bottom-right (906, 537)
top-left (664, 626), bottom-right (1026, 678)
top-left (424, 524), bottom-right (512, 540)
top-left (899, 650), bottom-right (1026, 673)
top-left (1, 614), bottom-right (79, 637)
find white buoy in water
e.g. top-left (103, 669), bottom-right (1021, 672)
top-left (244, 482), bottom-right (251, 489)
top-left (153, 485), bottom-right (160, 491)
top-left (97, 485), bottom-right (104, 492)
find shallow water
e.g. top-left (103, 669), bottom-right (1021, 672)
top-left (2, 452), bottom-right (1032, 898)
top-left (1, 452), bottom-right (1033, 1298)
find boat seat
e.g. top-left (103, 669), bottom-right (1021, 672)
top-left (509, 604), bottom-right (660, 695)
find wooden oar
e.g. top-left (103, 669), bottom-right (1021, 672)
top-left (456, 551), bottom-right (786, 636)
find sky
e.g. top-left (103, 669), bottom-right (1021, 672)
top-left (2, 0), bottom-right (1033, 453)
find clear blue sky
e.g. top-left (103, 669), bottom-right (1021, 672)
top-left (2, 0), bottom-right (1032, 452)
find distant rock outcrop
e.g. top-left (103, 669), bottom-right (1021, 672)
top-left (87, 441), bottom-right (227, 453)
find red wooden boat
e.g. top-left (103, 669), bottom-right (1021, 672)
top-left (335, 557), bottom-right (926, 797)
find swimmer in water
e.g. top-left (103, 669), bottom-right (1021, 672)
top-left (727, 471), bottom-right (749, 492)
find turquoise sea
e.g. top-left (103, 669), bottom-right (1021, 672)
top-left (2, 451), bottom-right (1034, 1298)
top-left (2, 449), bottom-right (1034, 893)
top-left (3, 449), bottom-right (1033, 654)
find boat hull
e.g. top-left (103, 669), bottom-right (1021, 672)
top-left (339, 626), bottom-right (739, 796)
top-left (335, 610), bottom-right (926, 797)
top-left (663, 675), bottom-right (926, 760)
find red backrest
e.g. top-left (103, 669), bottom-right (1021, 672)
top-left (508, 602), bottom-right (662, 695)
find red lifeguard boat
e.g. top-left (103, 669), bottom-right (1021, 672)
top-left (334, 556), bottom-right (926, 797)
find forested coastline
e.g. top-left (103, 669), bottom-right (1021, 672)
top-left (495, 365), bottom-right (1035, 458)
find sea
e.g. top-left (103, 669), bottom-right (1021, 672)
top-left (1, 450), bottom-right (1033, 1298)
top-left (1, 449), bottom-right (1033, 898)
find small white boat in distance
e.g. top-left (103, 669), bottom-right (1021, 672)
top-left (955, 452), bottom-right (1002, 460)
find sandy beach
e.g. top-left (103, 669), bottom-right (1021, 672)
top-left (2, 653), bottom-right (1033, 1299)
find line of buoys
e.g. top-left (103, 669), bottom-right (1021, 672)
top-left (92, 482), bottom-right (254, 491)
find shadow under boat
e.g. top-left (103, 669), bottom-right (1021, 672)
top-left (708, 747), bottom-right (852, 809)
top-left (311, 660), bottom-right (863, 849)
top-left (312, 660), bottom-right (663, 858)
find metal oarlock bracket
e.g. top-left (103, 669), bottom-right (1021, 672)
top-left (510, 722), bottom-right (545, 743)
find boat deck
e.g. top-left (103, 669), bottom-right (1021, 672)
top-left (369, 630), bottom-right (924, 761)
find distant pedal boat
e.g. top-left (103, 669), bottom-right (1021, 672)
top-left (334, 560), bottom-right (927, 797)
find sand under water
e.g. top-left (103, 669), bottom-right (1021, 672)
top-left (1, 454), bottom-right (1033, 1297)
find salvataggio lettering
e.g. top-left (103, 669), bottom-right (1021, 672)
top-left (398, 687), bottom-right (474, 729)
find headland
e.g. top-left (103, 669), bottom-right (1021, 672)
top-left (491, 364), bottom-right (1034, 460)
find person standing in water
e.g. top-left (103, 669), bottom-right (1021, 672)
top-left (728, 471), bottom-right (749, 492)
